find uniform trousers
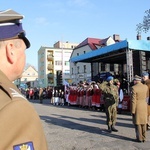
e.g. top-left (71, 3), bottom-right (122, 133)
top-left (105, 104), bottom-right (117, 126)
top-left (135, 124), bottom-right (146, 141)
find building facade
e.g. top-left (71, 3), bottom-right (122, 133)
top-left (70, 35), bottom-right (121, 84)
top-left (15, 66), bottom-right (38, 88)
top-left (38, 41), bottom-right (78, 87)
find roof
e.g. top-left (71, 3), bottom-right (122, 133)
top-left (74, 38), bottom-right (101, 50)
top-left (70, 40), bottom-right (150, 64)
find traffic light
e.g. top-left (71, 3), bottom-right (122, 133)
top-left (56, 70), bottom-right (63, 86)
top-left (59, 71), bottom-right (63, 85)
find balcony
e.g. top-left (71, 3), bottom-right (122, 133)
top-left (47, 55), bottom-right (54, 61)
top-left (47, 73), bottom-right (54, 79)
top-left (47, 64), bottom-right (53, 70)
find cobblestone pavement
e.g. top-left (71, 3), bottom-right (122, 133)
top-left (30, 99), bottom-right (150, 150)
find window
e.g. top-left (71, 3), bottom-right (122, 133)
top-left (65, 70), bottom-right (70, 75)
top-left (55, 61), bottom-right (62, 65)
top-left (84, 51), bottom-right (86, 54)
top-left (84, 65), bottom-right (86, 73)
top-left (110, 64), bottom-right (114, 71)
top-left (101, 63), bottom-right (105, 71)
top-left (72, 68), bottom-right (73, 74)
top-left (65, 61), bottom-right (69, 66)
top-left (77, 53), bottom-right (79, 56)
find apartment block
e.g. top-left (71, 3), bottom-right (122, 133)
top-left (38, 41), bottom-right (78, 87)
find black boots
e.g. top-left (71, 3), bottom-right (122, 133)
top-left (111, 125), bottom-right (118, 132)
top-left (108, 125), bottom-right (118, 132)
top-left (108, 126), bottom-right (112, 133)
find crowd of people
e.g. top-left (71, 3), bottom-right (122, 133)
top-left (20, 72), bottom-right (150, 143)
top-left (20, 78), bottom-right (123, 112)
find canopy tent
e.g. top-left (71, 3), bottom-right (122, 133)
top-left (70, 40), bottom-right (150, 64)
top-left (70, 39), bottom-right (150, 93)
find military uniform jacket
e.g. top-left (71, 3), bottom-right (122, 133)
top-left (0, 70), bottom-right (48, 150)
top-left (131, 82), bottom-right (149, 125)
top-left (100, 82), bottom-right (119, 107)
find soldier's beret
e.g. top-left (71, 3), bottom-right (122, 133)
top-left (106, 76), bottom-right (114, 81)
top-left (0, 9), bottom-right (30, 48)
top-left (142, 72), bottom-right (149, 77)
top-left (134, 75), bottom-right (142, 81)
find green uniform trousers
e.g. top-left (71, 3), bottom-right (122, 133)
top-left (105, 103), bottom-right (117, 126)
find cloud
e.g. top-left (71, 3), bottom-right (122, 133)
top-left (34, 17), bottom-right (49, 26)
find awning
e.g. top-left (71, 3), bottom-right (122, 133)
top-left (70, 40), bottom-right (150, 64)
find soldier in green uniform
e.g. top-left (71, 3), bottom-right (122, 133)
top-left (100, 76), bottom-right (119, 132)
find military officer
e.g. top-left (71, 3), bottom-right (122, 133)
top-left (100, 76), bottom-right (119, 132)
top-left (131, 75), bottom-right (149, 142)
top-left (0, 9), bottom-right (48, 149)
top-left (142, 72), bottom-right (150, 130)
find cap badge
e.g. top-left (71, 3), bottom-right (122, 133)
top-left (13, 141), bottom-right (34, 150)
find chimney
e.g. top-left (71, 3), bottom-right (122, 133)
top-left (147, 37), bottom-right (150, 40)
top-left (113, 34), bottom-right (120, 41)
top-left (137, 34), bottom-right (141, 40)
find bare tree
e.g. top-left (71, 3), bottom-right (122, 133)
top-left (136, 9), bottom-right (150, 34)
top-left (25, 63), bottom-right (37, 71)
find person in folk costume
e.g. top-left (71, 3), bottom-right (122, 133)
top-left (60, 90), bottom-right (65, 106)
top-left (79, 85), bottom-right (84, 108)
top-left (51, 87), bottom-right (55, 105)
top-left (82, 83), bottom-right (87, 108)
top-left (100, 76), bottom-right (119, 132)
top-left (95, 83), bottom-right (102, 109)
top-left (68, 87), bottom-right (73, 105)
top-left (85, 82), bottom-right (90, 108)
top-left (76, 85), bottom-right (81, 106)
top-left (89, 83), bottom-right (94, 110)
top-left (73, 87), bottom-right (77, 105)
top-left (65, 85), bottom-right (70, 106)
top-left (71, 87), bottom-right (76, 105)
top-left (54, 89), bottom-right (59, 105)
top-left (58, 89), bottom-right (62, 105)
top-left (114, 79), bottom-right (124, 114)
top-left (91, 82), bottom-right (97, 110)
top-left (131, 75), bottom-right (149, 142)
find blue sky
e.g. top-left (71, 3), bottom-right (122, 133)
top-left (1, 0), bottom-right (149, 69)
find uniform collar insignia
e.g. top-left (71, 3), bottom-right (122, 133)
top-left (10, 88), bottom-right (26, 100)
